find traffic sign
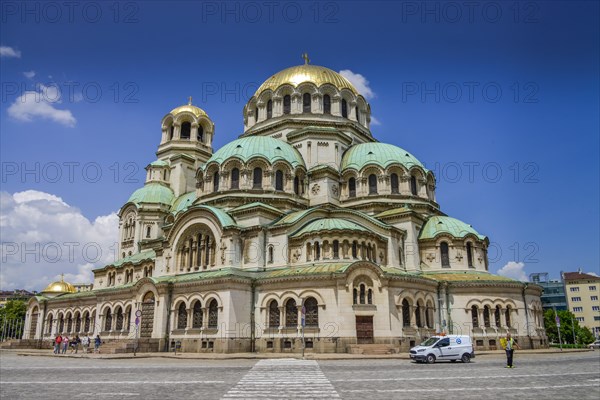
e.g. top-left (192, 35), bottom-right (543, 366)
top-left (135, 310), bottom-right (142, 318)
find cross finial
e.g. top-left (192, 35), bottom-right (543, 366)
top-left (302, 52), bottom-right (310, 65)
top-left (60, 273), bottom-right (64, 282)
top-left (188, 96), bottom-right (193, 105)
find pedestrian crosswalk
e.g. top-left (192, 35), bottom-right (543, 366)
top-left (222, 358), bottom-right (340, 399)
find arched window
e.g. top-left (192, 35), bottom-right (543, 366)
top-left (368, 174), bottom-right (378, 194)
top-left (66, 315), bottom-right (72, 332)
top-left (115, 307), bottom-right (124, 331)
top-left (359, 284), bottom-right (366, 304)
top-left (266, 100), bottom-right (272, 119)
top-left (294, 176), bottom-right (300, 195)
top-left (314, 242), bottom-right (321, 260)
top-left (348, 177), bottom-right (356, 198)
top-left (84, 312), bottom-right (90, 332)
top-left (355, 107), bottom-right (360, 123)
top-left (352, 241), bottom-right (358, 258)
top-left (213, 172), bottom-right (219, 192)
top-left (269, 301), bottom-right (279, 328)
top-left (208, 299), bottom-right (218, 328)
top-left (353, 288), bottom-right (358, 304)
top-left (169, 125), bottom-right (174, 140)
top-left (415, 303), bottom-right (422, 327)
top-left (275, 170), bottom-right (284, 191)
top-left (341, 99), bottom-right (348, 118)
top-left (410, 175), bottom-right (418, 195)
top-left (231, 168), bottom-right (239, 189)
top-left (495, 305), bottom-right (501, 327)
top-left (47, 315), bottom-right (53, 334)
top-left (483, 305), bottom-right (491, 328)
top-left (283, 95), bottom-right (291, 114)
top-left (197, 124), bottom-right (204, 142)
top-left (505, 306), bottom-right (512, 328)
top-left (399, 245), bottom-right (404, 266)
top-left (180, 122), bottom-right (191, 139)
top-left (58, 315), bottom-right (64, 333)
top-left (333, 240), bottom-right (339, 259)
top-left (367, 289), bottom-right (373, 305)
top-left (177, 303), bottom-right (187, 329)
top-left (104, 310), bottom-right (112, 331)
top-left (285, 299), bottom-right (297, 327)
top-left (402, 299), bottom-right (410, 327)
top-left (192, 301), bottom-right (203, 328)
top-left (425, 305), bottom-right (432, 328)
top-left (268, 246), bottom-right (274, 263)
top-left (304, 297), bottom-right (318, 327)
top-left (323, 94), bottom-right (331, 114)
top-left (391, 173), bottom-right (399, 194)
top-left (253, 167), bottom-right (262, 189)
top-left (471, 305), bottom-right (479, 327)
top-left (467, 242), bottom-right (474, 267)
top-left (303, 93), bottom-right (311, 113)
top-left (75, 313), bottom-right (81, 332)
top-left (255, 107), bottom-right (259, 122)
top-left (146, 226), bottom-right (151, 238)
top-left (440, 242), bottom-right (450, 267)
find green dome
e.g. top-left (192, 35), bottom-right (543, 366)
top-left (291, 218), bottom-right (369, 238)
top-left (419, 216), bottom-right (486, 240)
top-left (128, 183), bottom-right (175, 206)
top-left (205, 137), bottom-right (305, 169)
top-left (149, 159), bottom-right (169, 167)
top-left (341, 143), bottom-right (428, 172)
top-left (170, 191), bottom-right (196, 214)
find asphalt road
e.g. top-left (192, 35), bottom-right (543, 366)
top-left (0, 351), bottom-right (598, 399)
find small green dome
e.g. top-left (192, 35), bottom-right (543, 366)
top-left (149, 159), bottom-right (169, 167)
top-left (170, 191), bottom-right (196, 214)
top-left (128, 183), bottom-right (175, 206)
top-left (292, 218), bottom-right (368, 238)
top-left (341, 143), bottom-right (427, 172)
top-left (205, 137), bottom-right (305, 169)
top-left (419, 216), bottom-right (486, 240)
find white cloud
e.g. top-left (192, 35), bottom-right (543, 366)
top-left (0, 46), bottom-right (21, 58)
top-left (339, 69), bottom-right (375, 99)
top-left (497, 261), bottom-right (528, 282)
top-left (370, 116), bottom-right (381, 126)
top-left (23, 70), bottom-right (36, 79)
top-left (0, 190), bottom-right (119, 291)
top-left (7, 84), bottom-right (76, 127)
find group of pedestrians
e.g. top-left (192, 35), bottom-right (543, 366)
top-left (53, 334), bottom-right (102, 355)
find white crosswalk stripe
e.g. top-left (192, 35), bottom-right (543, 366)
top-left (222, 358), bottom-right (339, 399)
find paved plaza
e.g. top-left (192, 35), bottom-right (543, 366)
top-left (0, 351), bottom-right (598, 399)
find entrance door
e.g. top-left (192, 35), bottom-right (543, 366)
top-left (140, 292), bottom-right (155, 338)
top-left (356, 316), bottom-right (374, 344)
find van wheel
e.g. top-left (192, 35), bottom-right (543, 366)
top-left (461, 354), bottom-right (471, 363)
top-left (426, 354), bottom-right (436, 364)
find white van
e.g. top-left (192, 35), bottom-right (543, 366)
top-left (410, 335), bottom-right (474, 364)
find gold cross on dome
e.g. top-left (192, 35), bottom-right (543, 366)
top-left (188, 96), bottom-right (193, 105)
top-left (60, 273), bottom-right (64, 281)
top-left (302, 52), bottom-right (310, 65)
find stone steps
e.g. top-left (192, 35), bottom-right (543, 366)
top-left (347, 344), bottom-right (398, 355)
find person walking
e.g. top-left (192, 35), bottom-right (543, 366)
top-left (81, 335), bottom-right (90, 354)
top-left (71, 335), bottom-right (81, 354)
top-left (94, 335), bottom-right (101, 353)
top-left (53, 335), bottom-right (62, 355)
top-left (61, 335), bottom-right (69, 354)
top-left (501, 332), bottom-right (520, 368)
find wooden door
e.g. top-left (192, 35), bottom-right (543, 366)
top-left (356, 316), bottom-right (374, 344)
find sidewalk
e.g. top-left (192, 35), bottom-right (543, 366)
top-left (3, 347), bottom-right (592, 360)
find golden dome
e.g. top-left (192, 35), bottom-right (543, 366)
top-left (42, 275), bottom-right (76, 294)
top-left (254, 61), bottom-right (359, 97)
top-left (169, 97), bottom-right (208, 118)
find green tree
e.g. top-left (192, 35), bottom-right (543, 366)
top-left (543, 309), bottom-right (595, 345)
top-left (0, 300), bottom-right (27, 321)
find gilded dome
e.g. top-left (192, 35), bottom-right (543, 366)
top-left (42, 277), bottom-right (76, 294)
top-left (341, 143), bottom-right (428, 172)
top-left (205, 136), bottom-right (306, 169)
top-left (169, 98), bottom-right (208, 118)
top-left (255, 63), bottom-right (359, 97)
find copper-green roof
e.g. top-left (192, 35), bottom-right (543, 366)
top-left (149, 159), bottom-right (169, 167)
top-left (231, 202), bottom-right (284, 215)
top-left (341, 143), bottom-right (428, 172)
top-left (189, 205), bottom-right (237, 228)
top-left (419, 216), bottom-right (486, 240)
top-left (205, 137), bottom-right (305, 169)
top-left (127, 183), bottom-right (175, 206)
top-left (171, 191), bottom-right (196, 214)
top-left (95, 249), bottom-right (156, 271)
top-left (291, 218), bottom-right (369, 238)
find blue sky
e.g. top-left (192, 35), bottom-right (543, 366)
top-left (1, 1), bottom-right (598, 289)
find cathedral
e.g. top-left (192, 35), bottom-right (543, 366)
top-left (24, 58), bottom-right (547, 353)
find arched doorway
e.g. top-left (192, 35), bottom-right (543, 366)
top-left (140, 292), bottom-right (155, 338)
top-left (29, 307), bottom-right (39, 338)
